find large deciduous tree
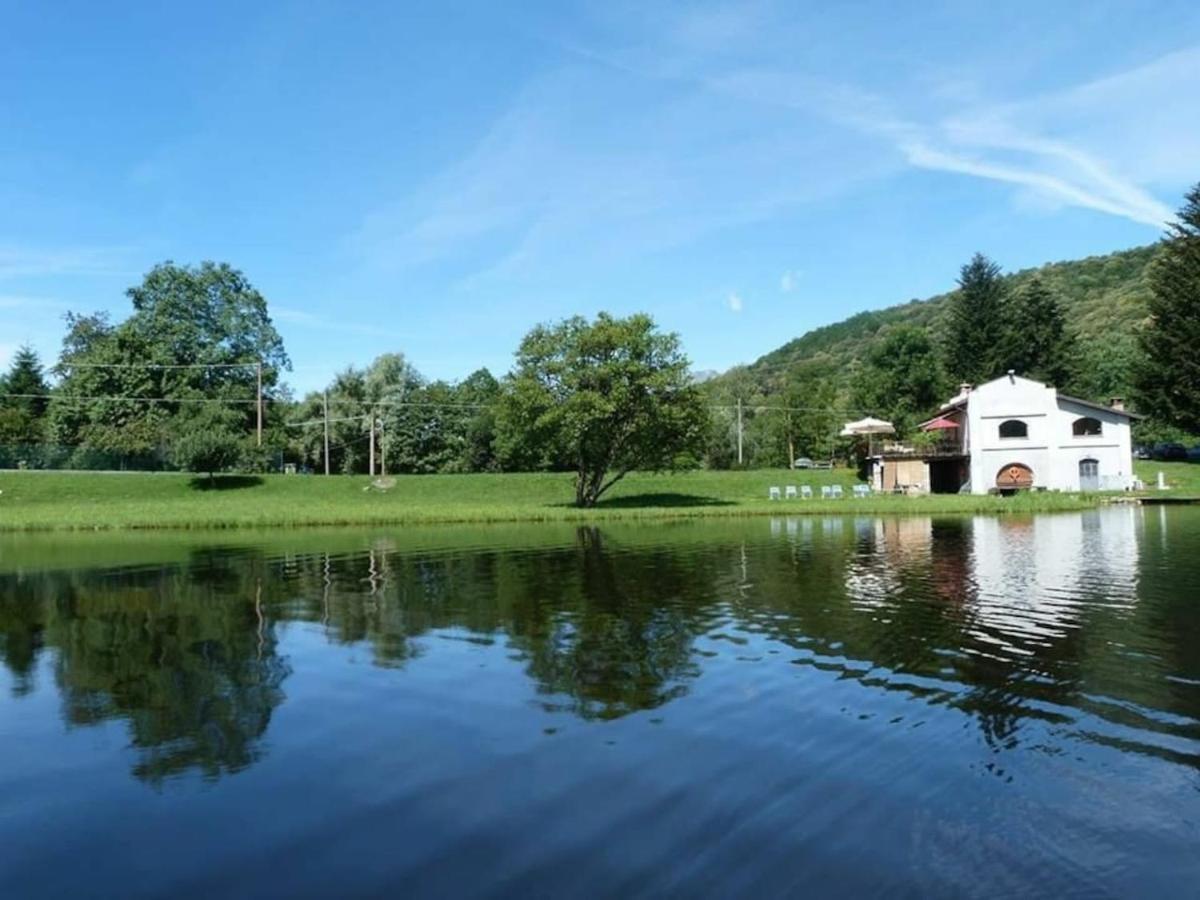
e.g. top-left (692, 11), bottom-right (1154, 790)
top-left (853, 324), bottom-right (948, 433)
top-left (49, 262), bottom-right (289, 457)
top-left (498, 313), bottom-right (707, 507)
top-left (1136, 183), bottom-right (1200, 431)
top-left (945, 253), bottom-right (1008, 385)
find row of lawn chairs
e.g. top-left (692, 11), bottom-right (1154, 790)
top-left (768, 484), bottom-right (871, 500)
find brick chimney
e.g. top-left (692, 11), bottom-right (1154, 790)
top-left (1108, 397), bottom-right (1126, 412)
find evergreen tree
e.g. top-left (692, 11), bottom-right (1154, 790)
top-left (1006, 275), bottom-right (1072, 386)
top-left (1136, 183), bottom-right (1200, 431)
top-left (944, 253), bottom-right (1007, 385)
top-left (0, 345), bottom-right (50, 447)
top-left (1, 345), bottom-right (49, 417)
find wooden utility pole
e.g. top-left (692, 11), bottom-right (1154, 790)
top-left (368, 412), bottom-right (375, 477)
top-left (323, 390), bottom-right (330, 476)
top-left (380, 419), bottom-right (386, 477)
top-left (736, 398), bottom-right (744, 466)
top-left (256, 362), bottom-right (263, 447)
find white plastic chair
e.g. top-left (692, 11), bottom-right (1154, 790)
top-left (821, 485), bottom-right (832, 499)
top-left (800, 485), bottom-right (813, 499)
top-left (831, 484), bottom-right (844, 499)
top-left (853, 484), bottom-right (870, 499)
top-left (769, 486), bottom-right (782, 500)
top-left (785, 485), bottom-right (797, 499)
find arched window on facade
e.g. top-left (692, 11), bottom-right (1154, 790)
top-left (998, 419), bottom-right (1028, 439)
top-left (1072, 416), bottom-right (1102, 437)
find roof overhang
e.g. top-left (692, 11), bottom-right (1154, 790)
top-left (1056, 393), bottom-right (1144, 420)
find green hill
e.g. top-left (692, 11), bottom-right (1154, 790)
top-left (738, 244), bottom-right (1158, 400)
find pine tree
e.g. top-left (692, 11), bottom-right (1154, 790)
top-left (0, 345), bottom-right (50, 447)
top-left (944, 253), bottom-right (1007, 385)
top-left (1007, 275), bottom-right (1071, 387)
top-left (1, 345), bottom-right (49, 416)
top-left (1136, 183), bottom-right (1200, 431)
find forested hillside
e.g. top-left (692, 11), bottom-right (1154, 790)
top-left (700, 244), bottom-right (1160, 467)
top-left (749, 244), bottom-right (1156, 395)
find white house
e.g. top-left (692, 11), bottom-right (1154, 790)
top-left (952, 372), bottom-right (1137, 494)
top-left (868, 372), bottom-right (1138, 494)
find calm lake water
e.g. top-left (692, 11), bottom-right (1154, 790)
top-left (1, 507), bottom-right (1198, 898)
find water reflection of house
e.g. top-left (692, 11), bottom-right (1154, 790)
top-left (840, 508), bottom-right (1140, 628)
top-left (867, 372), bottom-right (1137, 494)
top-left (968, 507), bottom-right (1140, 643)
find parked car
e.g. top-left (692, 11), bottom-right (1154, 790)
top-left (1151, 442), bottom-right (1189, 461)
top-left (792, 457), bottom-right (814, 469)
top-left (1133, 445), bottom-right (1153, 460)
top-left (1188, 446), bottom-right (1200, 463)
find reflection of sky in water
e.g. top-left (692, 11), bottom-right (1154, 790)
top-left (1, 511), bottom-right (1198, 898)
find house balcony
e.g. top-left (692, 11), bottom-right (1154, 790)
top-left (877, 438), bottom-right (966, 459)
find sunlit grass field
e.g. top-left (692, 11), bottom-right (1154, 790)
top-left (0, 467), bottom-right (1121, 531)
top-left (1137, 460), bottom-right (1200, 494)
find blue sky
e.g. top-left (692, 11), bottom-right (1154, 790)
top-left (2, 1), bottom-right (1198, 393)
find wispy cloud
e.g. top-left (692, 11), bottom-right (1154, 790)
top-left (346, 58), bottom-right (883, 286)
top-left (567, 9), bottom-right (1192, 232)
top-left (727, 291), bottom-right (743, 313)
top-left (884, 47), bottom-right (1200, 229)
top-left (0, 244), bottom-right (133, 280)
top-left (0, 294), bottom-right (69, 311)
top-left (779, 271), bottom-right (798, 293)
top-left (272, 305), bottom-right (413, 340)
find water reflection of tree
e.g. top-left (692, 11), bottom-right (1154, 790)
top-left (280, 528), bottom-right (715, 720)
top-left (3, 510), bottom-right (1193, 782)
top-left (505, 526), bottom-right (706, 719)
top-left (0, 557), bottom-right (289, 787)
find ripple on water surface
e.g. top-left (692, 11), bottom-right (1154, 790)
top-left (0, 508), bottom-right (1198, 897)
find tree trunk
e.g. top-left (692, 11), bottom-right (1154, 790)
top-left (575, 461), bottom-right (591, 507)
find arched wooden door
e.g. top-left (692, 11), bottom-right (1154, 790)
top-left (996, 463), bottom-right (1034, 490)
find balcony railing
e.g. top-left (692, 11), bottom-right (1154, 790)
top-left (879, 439), bottom-right (965, 458)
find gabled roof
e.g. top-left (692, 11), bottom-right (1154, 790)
top-left (1055, 393), bottom-right (1143, 420)
top-left (935, 373), bottom-right (1142, 419)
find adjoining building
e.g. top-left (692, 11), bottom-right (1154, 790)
top-left (865, 372), bottom-right (1138, 495)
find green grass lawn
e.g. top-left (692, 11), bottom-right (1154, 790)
top-left (0, 467), bottom-right (1109, 532)
top-left (1135, 460), bottom-right (1200, 495)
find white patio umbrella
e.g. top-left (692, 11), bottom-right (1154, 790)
top-left (839, 417), bottom-right (896, 437)
top-left (840, 417), bottom-right (896, 458)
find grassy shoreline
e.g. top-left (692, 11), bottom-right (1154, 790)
top-left (1, 467), bottom-right (1175, 532)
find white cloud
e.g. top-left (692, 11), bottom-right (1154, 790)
top-left (864, 48), bottom-right (1197, 228)
top-left (0, 294), bottom-right (68, 311)
top-left (586, 14), bottom-right (1193, 232)
top-left (727, 291), bottom-right (743, 313)
top-left (0, 244), bottom-right (132, 280)
top-left (780, 270), bottom-right (798, 293)
top-left (272, 305), bottom-right (412, 340)
top-left (900, 139), bottom-right (1172, 227)
top-left (0, 343), bottom-right (16, 370)
top-left (346, 60), bottom-right (883, 286)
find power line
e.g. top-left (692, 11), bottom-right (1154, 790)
top-left (59, 361), bottom-right (264, 370)
top-left (1, 392), bottom-right (259, 405)
top-left (7, 391), bottom-right (874, 418)
top-left (285, 415), bottom-right (363, 428)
